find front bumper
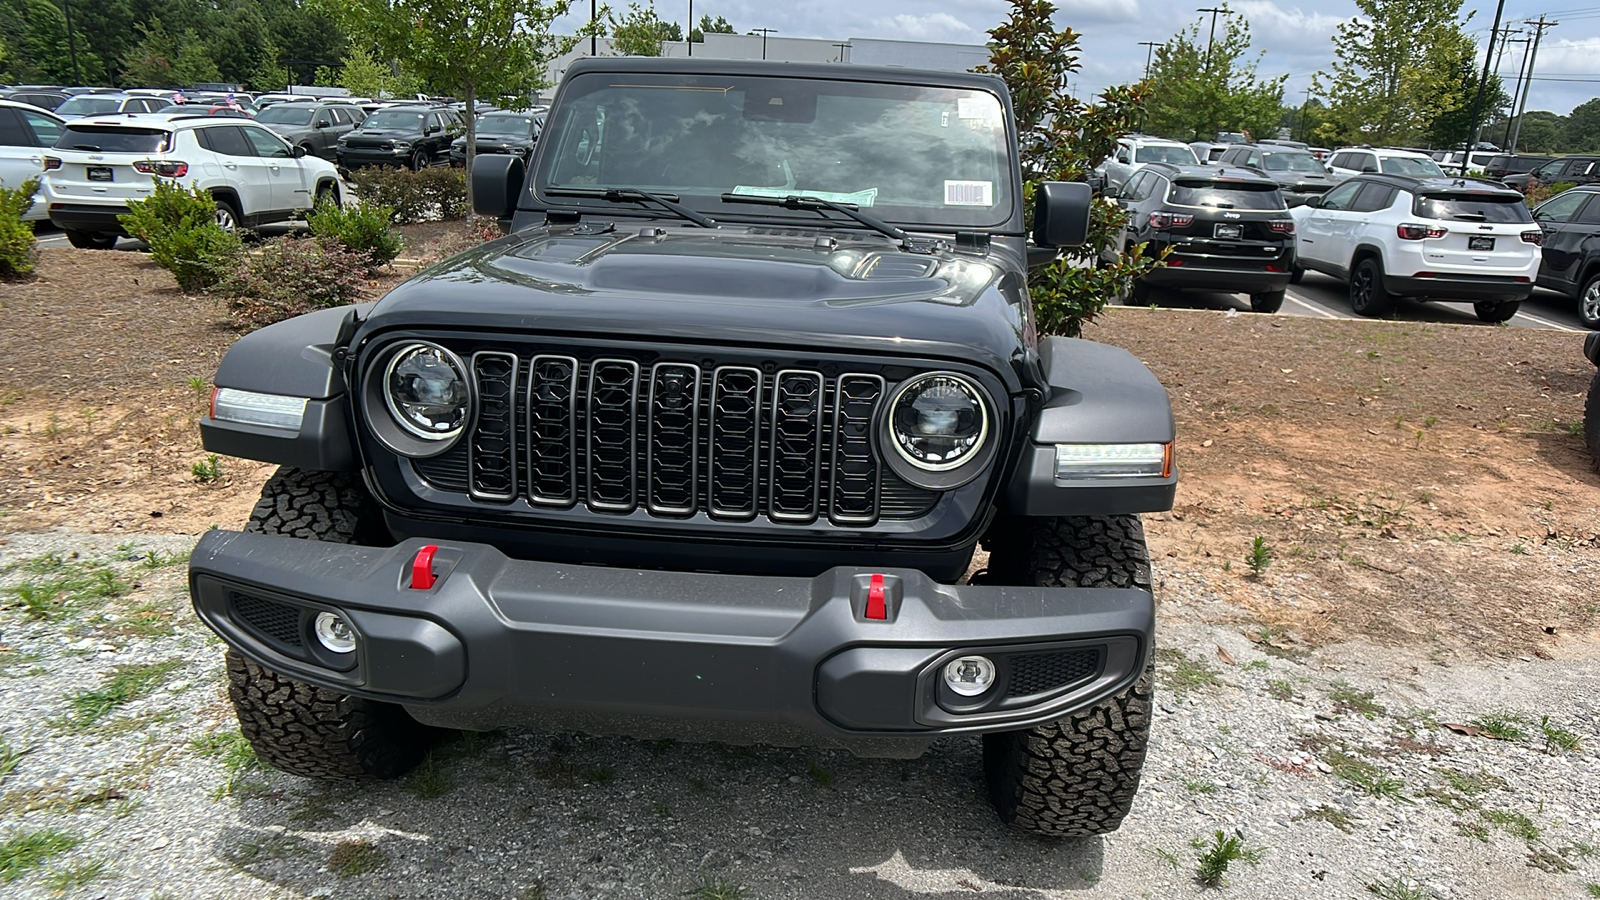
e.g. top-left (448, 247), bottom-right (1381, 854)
top-left (190, 530), bottom-right (1152, 754)
top-left (338, 147), bottom-right (410, 167)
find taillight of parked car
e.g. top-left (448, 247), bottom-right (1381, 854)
top-left (1396, 223), bottom-right (1448, 241)
top-left (1270, 220), bottom-right (1295, 234)
top-left (1521, 229), bottom-right (1544, 245)
top-left (42, 156), bottom-right (62, 170)
top-left (132, 160), bottom-right (189, 178)
top-left (1149, 211), bottom-right (1194, 229)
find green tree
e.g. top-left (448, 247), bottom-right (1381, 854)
top-left (335, 45), bottom-right (400, 97)
top-left (1566, 99), bottom-right (1600, 153)
top-left (120, 18), bottom-right (181, 88)
top-left (316, 0), bottom-right (590, 178)
top-left (214, 2), bottom-right (287, 91)
top-left (0, 0), bottom-right (103, 84)
top-left (1509, 111), bottom-right (1564, 153)
top-left (977, 0), bottom-right (1157, 338)
top-left (1316, 0), bottom-right (1481, 147)
top-left (172, 30), bottom-right (222, 86)
top-left (608, 2), bottom-right (675, 57)
top-left (260, 0), bottom-right (346, 87)
top-left (1142, 9), bottom-right (1285, 142)
top-left (690, 14), bottom-right (734, 43)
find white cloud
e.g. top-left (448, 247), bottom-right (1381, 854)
top-left (1229, 1), bottom-right (1345, 46)
top-left (869, 12), bottom-right (984, 42)
top-left (1052, 0), bottom-right (1144, 26)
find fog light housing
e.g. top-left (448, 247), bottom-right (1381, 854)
top-left (313, 612), bottom-right (356, 654)
top-left (943, 656), bottom-right (996, 696)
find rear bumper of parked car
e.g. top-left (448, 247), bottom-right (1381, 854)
top-left (46, 202), bottom-right (131, 235)
top-left (189, 530), bottom-right (1153, 756)
top-left (1382, 272), bottom-right (1533, 302)
top-left (1140, 241), bottom-right (1294, 293)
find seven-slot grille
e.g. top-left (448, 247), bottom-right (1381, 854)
top-left (431, 351), bottom-right (920, 527)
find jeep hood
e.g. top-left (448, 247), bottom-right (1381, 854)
top-left (363, 224), bottom-right (1030, 380)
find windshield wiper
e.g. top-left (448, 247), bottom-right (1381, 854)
top-left (719, 192), bottom-right (911, 248)
top-left (546, 187), bottom-right (716, 228)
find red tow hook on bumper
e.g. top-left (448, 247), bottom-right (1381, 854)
top-left (410, 544), bottom-right (439, 590)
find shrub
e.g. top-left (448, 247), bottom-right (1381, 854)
top-left (0, 177), bottom-right (40, 280)
top-left (307, 198), bottom-right (403, 273)
top-left (118, 178), bottom-right (241, 291)
top-left (348, 166), bottom-right (468, 224)
top-left (217, 236), bottom-right (368, 330)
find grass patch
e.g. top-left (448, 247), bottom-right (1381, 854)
top-left (1325, 750), bottom-right (1408, 802)
top-left (2, 554), bottom-right (134, 620)
top-left (0, 829), bottom-right (79, 882)
top-left (406, 753), bottom-right (454, 799)
top-left (807, 759), bottom-right (833, 787)
top-left (1537, 715), bottom-right (1582, 755)
top-left (1481, 808), bottom-right (1540, 844)
top-left (1584, 884), bottom-right (1600, 899)
top-left (1366, 876), bottom-right (1427, 900)
top-left (1440, 768), bottom-right (1507, 797)
top-left (583, 766), bottom-right (615, 785)
top-left (101, 600), bottom-right (178, 639)
top-left (1329, 681), bottom-right (1386, 719)
top-left (65, 660), bottom-right (182, 728)
top-left (1180, 777), bottom-right (1217, 795)
top-left (40, 858), bottom-right (109, 892)
top-left (1193, 830), bottom-right (1261, 887)
top-left (327, 839), bottom-right (385, 878)
top-left (0, 735), bottom-right (21, 786)
top-left (1471, 713), bottom-right (1530, 741)
top-left (1155, 648), bottom-right (1222, 695)
top-left (689, 875), bottom-right (746, 900)
top-left (190, 730), bottom-right (264, 798)
top-left (1293, 804), bottom-right (1355, 833)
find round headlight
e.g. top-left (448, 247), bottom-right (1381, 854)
top-left (384, 343), bottom-right (470, 440)
top-left (888, 373), bottom-right (989, 471)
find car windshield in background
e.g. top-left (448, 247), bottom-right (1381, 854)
top-left (1168, 179), bottom-right (1284, 210)
top-left (55, 125), bottom-right (167, 153)
top-left (1135, 145), bottom-right (1197, 165)
top-left (538, 72), bottom-right (1014, 227)
top-left (256, 106), bottom-right (314, 126)
top-left (55, 96), bottom-right (123, 116)
top-left (1381, 157), bottom-right (1444, 176)
top-left (1414, 193), bottom-right (1533, 223)
top-left (1261, 151), bottom-right (1324, 173)
top-left (477, 114), bottom-right (535, 135)
top-left (363, 110), bottom-right (426, 130)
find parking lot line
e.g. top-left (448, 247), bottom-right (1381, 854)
top-left (1285, 290), bottom-right (1341, 319)
top-left (1510, 309), bottom-right (1582, 332)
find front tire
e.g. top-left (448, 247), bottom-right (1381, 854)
top-left (227, 468), bottom-right (436, 780)
top-left (410, 150), bottom-right (427, 171)
top-left (314, 181), bottom-right (340, 210)
top-left (1251, 289), bottom-right (1286, 313)
top-left (214, 200), bottom-right (241, 234)
top-left (980, 515), bottom-right (1154, 837)
top-left (1474, 300), bottom-right (1520, 323)
top-left (64, 229), bottom-right (118, 249)
top-left (1349, 257), bottom-right (1395, 317)
top-left (1578, 274), bottom-right (1600, 330)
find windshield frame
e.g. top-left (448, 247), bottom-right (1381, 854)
top-left (525, 67), bottom-right (1024, 235)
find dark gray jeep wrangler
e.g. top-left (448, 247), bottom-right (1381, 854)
top-left (189, 57), bottom-right (1177, 837)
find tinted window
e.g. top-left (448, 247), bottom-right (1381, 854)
top-left (1576, 196), bottom-right (1600, 225)
top-left (1167, 179), bottom-right (1284, 210)
top-left (425, 113), bottom-right (442, 133)
top-left (363, 110), bottom-right (426, 130)
top-left (241, 125), bottom-right (292, 158)
top-left (1135, 144), bottom-right (1198, 165)
top-left (0, 108), bottom-right (26, 146)
top-left (1415, 193), bottom-right (1533, 223)
top-left (55, 125), bottom-right (167, 153)
top-left (314, 111), bottom-right (332, 128)
top-left (1351, 184), bottom-right (1396, 213)
top-left (18, 109), bottom-right (63, 146)
top-left (256, 106), bottom-right (314, 126)
top-left (330, 107), bottom-right (352, 125)
top-left (1260, 150), bottom-right (1324, 173)
top-left (200, 125), bottom-right (253, 157)
top-left (1121, 171), bottom-right (1149, 201)
top-left (1533, 190), bottom-right (1587, 223)
top-left (477, 114), bottom-right (537, 136)
top-left (1381, 156), bottom-right (1444, 176)
top-left (55, 96), bottom-right (125, 117)
top-left (1319, 181), bottom-right (1362, 210)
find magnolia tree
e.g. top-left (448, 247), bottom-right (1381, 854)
top-left (977, 0), bottom-right (1158, 337)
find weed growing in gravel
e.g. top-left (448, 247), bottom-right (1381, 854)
top-left (1440, 769), bottom-right (1507, 796)
top-left (807, 760), bottom-right (833, 787)
top-left (1293, 805), bottom-right (1355, 833)
top-left (584, 766), bottom-right (615, 785)
top-left (1584, 883), bottom-right (1600, 898)
top-left (2, 554), bottom-right (134, 620)
top-left (327, 839), bottom-right (385, 878)
top-left (191, 731), bottom-right (264, 798)
top-left (1537, 716), bottom-right (1582, 755)
top-left (1154, 648), bottom-right (1222, 695)
top-left (1329, 681), bottom-right (1386, 719)
top-left (1457, 820), bottom-right (1491, 842)
top-left (690, 875), bottom-right (746, 900)
top-left (191, 454), bottom-right (223, 484)
top-left (1325, 750), bottom-right (1408, 802)
top-left (516, 883), bottom-right (548, 900)
top-left (1246, 537), bottom-right (1273, 576)
top-left (1481, 808), bottom-right (1541, 843)
top-left (100, 600), bottom-right (178, 639)
top-left (1526, 848), bottom-right (1574, 874)
top-left (65, 660), bottom-right (183, 729)
top-left (1471, 713), bottom-right (1530, 741)
top-left (406, 753), bottom-right (454, 798)
top-left (40, 858), bottom-right (109, 891)
top-left (1180, 778), bottom-right (1217, 795)
top-left (1192, 830), bottom-right (1261, 887)
top-left (0, 829), bottom-right (78, 882)
top-left (0, 735), bottom-right (21, 785)
top-left (1366, 876), bottom-right (1427, 900)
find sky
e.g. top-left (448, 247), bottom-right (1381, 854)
top-left (555, 1), bottom-right (1600, 117)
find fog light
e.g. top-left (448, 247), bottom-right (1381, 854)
top-left (943, 656), bottom-right (996, 696)
top-left (313, 612), bottom-right (356, 653)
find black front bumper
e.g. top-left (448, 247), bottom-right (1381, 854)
top-left (48, 203), bottom-right (131, 235)
top-left (190, 531), bottom-right (1152, 755)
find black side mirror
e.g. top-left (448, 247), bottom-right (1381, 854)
top-left (1302, 195), bottom-right (1321, 209)
top-left (315, 120), bottom-right (329, 128)
top-left (292, 144), bottom-right (307, 158)
top-left (1033, 181), bottom-right (1092, 248)
top-left (471, 152), bottom-right (525, 219)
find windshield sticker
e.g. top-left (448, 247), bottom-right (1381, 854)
top-left (957, 97), bottom-right (1000, 121)
top-left (730, 186), bottom-right (879, 207)
top-left (944, 180), bottom-right (993, 206)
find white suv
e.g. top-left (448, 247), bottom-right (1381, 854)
top-left (0, 98), bottom-right (65, 221)
top-left (1324, 147), bottom-right (1445, 181)
top-left (1290, 174), bottom-right (1540, 321)
top-left (41, 114), bottom-right (342, 249)
top-left (1094, 135), bottom-right (1200, 193)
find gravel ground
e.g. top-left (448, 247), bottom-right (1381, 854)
top-left (1, 533), bottom-right (1597, 900)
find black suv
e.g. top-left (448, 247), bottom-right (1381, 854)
top-left (336, 104), bottom-right (459, 170)
top-left (190, 57), bottom-right (1177, 838)
top-left (1215, 142), bottom-right (1334, 207)
top-left (1531, 184), bottom-right (1600, 329)
top-left (254, 100), bottom-right (366, 161)
top-left (449, 108), bottom-right (544, 167)
top-left (1504, 155), bottom-right (1600, 191)
top-left (1483, 153), bottom-right (1554, 181)
top-left (1106, 163), bottom-right (1295, 312)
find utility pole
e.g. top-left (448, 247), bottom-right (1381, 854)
top-left (1511, 16), bottom-right (1558, 153)
top-left (1138, 41), bottom-right (1159, 80)
top-left (1297, 86), bottom-right (1313, 143)
top-left (687, 0), bottom-right (692, 56)
top-left (591, 0), bottom-right (597, 55)
top-left (1461, 0), bottom-right (1506, 175)
top-left (831, 42), bottom-right (851, 63)
top-left (1196, 7), bottom-right (1225, 71)
top-left (1492, 25), bottom-right (1521, 80)
top-left (1501, 36), bottom-right (1531, 148)
top-left (61, 0), bottom-right (82, 84)
top-left (751, 27), bottom-right (777, 60)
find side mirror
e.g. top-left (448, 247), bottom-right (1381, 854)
top-left (471, 152), bottom-right (525, 219)
top-left (1116, 152), bottom-right (1130, 164)
top-left (1302, 195), bottom-right (1322, 208)
top-left (315, 120), bottom-right (330, 128)
top-left (1362, 164), bottom-right (1379, 174)
top-left (1033, 181), bottom-right (1092, 249)
top-left (292, 144), bottom-right (307, 158)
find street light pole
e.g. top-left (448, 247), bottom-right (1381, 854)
top-left (687, 0), bottom-right (692, 56)
top-left (1138, 41), bottom-right (1158, 80)
top-left (1461, 0), bottom-right (1506, 175)
top-left (1196, 7), bottom-right (1225, 72)
top-left (591, 0), bottom-right (597, 56)
top-left (832, 42), bottom-right (851, 63)
top-left (61, 0), bottom-right (82, 84)
top-left (751, 27), bottom-right (777, 60)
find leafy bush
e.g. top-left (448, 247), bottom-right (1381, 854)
top-left (0, 178), bottom-right (40, 280)
top-left (307, 198), bottom-right (403, 273)
top-left (348, 166), bottom-right (468, 224)
top-left (118, 178), bottom-right (242, 291)
top-left (1524, 180), bottom-right (1575, 207)
top-left (217, 236), bottom-right (369, 330)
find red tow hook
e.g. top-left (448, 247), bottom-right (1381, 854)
top-left (865, 573), bottom-right (887, 620)
top-left (411, 544), bottom-right (439, 590)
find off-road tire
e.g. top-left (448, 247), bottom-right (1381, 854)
top-left (1585, 370), bottom-right (1599, 471)
top-left (980, 515), bottom-right (1154, 837)
top-left (1473, 300), bottom-right (1520, 323)
top-left (1251, 289), bottom-right (1286, 314)
top-left (1349, 257), bottom-right (1395, 317)
top-left (64, 229), bottom-right (117, 249)
top-left (227, 466), bottom-right (435, 779)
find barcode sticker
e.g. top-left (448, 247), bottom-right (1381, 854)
top-left (944, 180), bottom-right (993, 206)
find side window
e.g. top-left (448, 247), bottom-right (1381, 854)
top-left (1329, 152), bottom-right (1351, 170)
top-left (1535, 190), bottom-right (1588, 223)
top-left (1575, 197), bottom-right (1600, 226)
top-left (1122, 171), bottom-right (1149, 201)
top-left (1352, 184), bottom-right (1395, 213)
top-left (1320, 181), bottom-right (1362, 211)
top-left (425, 113), bottom-right (441, 134)
top-left (0, 108), bottom-right (26, 147)
top-left (1245, 152), bottom-right (1261, 168)
top-left (241, 125), bottom-right (292, 158)
top-left (330, 108), bottom-right (351, 125)
top-left (314, 110), bottom-right (332, 128)
top-left (200, 125), bottom-right (254, 157)
top-left (18, 109), bottom-right (64, 147)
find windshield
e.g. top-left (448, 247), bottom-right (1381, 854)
top-left (55, 125), bottom-right (168, 153)
top-left (56, 96), bottom-right (123, 117)
top-left (1136, 145), bottom-right (1198, 165)
top-left (537, 72), bottom-right (1015, 228)
top-left (1414, 193), bottom-right (1533, 223)
top-left (1261, 151), bottom-right (1324, 173)
top-left (1382, 156), bottom-right (1444, 176)
top-left (256, 106), bottom-right (314, 126)
top-left (477, 114), bottom-right (535, 136)
top-left (1168, 180), bottom-right (1284, 210)
top-left (362, 110), bottom-right (426, 131)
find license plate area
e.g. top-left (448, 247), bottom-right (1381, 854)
top-left (1468, 236), bottom-right (1495, 251)
top-left (1214, 223), bottom-right (1242, 239)
top-left (86, 166), bottom-right (113, 182)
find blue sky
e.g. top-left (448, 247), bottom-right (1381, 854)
top-left (557, 1), bottom-right (1600, 116)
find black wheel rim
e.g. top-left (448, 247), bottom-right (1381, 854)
top-left (1351, 267), bottom-right (1371, 310)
